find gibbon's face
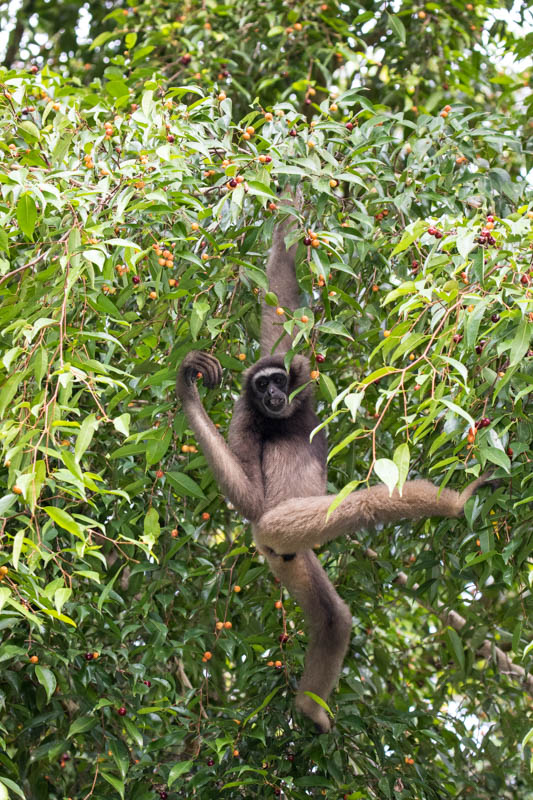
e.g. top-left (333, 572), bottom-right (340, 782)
top-left (252, 367), bottom-right (290, 418)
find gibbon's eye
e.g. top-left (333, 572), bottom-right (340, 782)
top-left (273, 374), bottom-right (287, 387)
top-left (256, 378), bottom-right (268, 392)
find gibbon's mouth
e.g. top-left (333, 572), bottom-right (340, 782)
top-left (263, 396), bottom-right (287, 415)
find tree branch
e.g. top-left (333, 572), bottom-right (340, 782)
top-left (365, 547), bottom-right (533, 696)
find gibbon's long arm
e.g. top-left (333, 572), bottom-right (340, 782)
top-left (176, 351), bottom-right (264, 522)
top-left (260, 216), bottom-right (301, 357)
top-left (254, 473), bottom-right (492, 555)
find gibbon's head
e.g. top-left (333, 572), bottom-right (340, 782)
top-left (244, 355), bottom-right (311, 420)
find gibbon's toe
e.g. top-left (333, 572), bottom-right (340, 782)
top-left (295, 693), bottom-right (332, 734)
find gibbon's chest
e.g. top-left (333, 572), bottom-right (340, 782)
top-left (260, 431), bottom-right (326, 508)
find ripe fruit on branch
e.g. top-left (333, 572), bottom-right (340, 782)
top-left (117, 706), bottom-right (127, 716)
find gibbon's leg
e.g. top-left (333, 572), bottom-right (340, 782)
top-left (261, 215), bottom-right (301, 357)
top-left (263, 548), bottom-right (352, 733)
top-left (254, 473), bottom-right (493, 555)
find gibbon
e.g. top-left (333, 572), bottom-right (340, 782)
top-left (176, 211), bottom-right (492, 733)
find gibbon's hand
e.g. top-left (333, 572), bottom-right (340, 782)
top-left (177, 351), bottom-right (222, 395)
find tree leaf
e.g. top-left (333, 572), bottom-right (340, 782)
top-left (165, 471), bottom-right (206, 499)
top-left (35, 665), bottom-right (57, 703)
top-left (16, 194), bottom-right (37, 239)
top-left (374, 458), bottom-right (399, 496)
top-left (168, 760), bottom-right (195, 788)
top-left (75, 414), bottom-right (99, 462)
top-left (393, 443), bottom-right (410, 496)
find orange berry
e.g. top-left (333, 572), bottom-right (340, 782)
top-left (156, 469), bottom-right (164, 478)
top-left (418, 10), bottom-right (426, 18)
top-left (264, 112), bottom-right (273, 121)
top-left (233, 749), bottom-right (239, 757)
top-left (258, 154), bottom-right (268, 163)
top-left (233, 585), bottom-right (241, 593)
top-left (181, 444), bottom-right (190, 453)
top-left (224, 621), bottom-right (232, 629)
top-left (237, 353), bottom-right (246, 361)
top-left (149, 291), bottom-right (157, 299)
top-left (29, 655), bottom-right (39, 664)
top-left (13, 486), bottom-right (23, 495)
top-left (467, 304), bottom-right (474, 312)
top-left (92, 652), bottom-right (99, 659)
top-left (242, 132), bottom-right (250, 140)
top-left (300, 315), bottom-right (309, 323)
top-left (274, 660), bottom-right (282, 668)
top-left (246, 126), bottom-right (255, 135)
top-left (310, 238), bottom-right (320, 248)
top-left (201, 252), bottom-right (209, 261)
top-left (310, 370), bottom-right (319, 380)
top-left (294, 22), bottom-right (302, 31)
top-left (216, 621), bottom-right (224, 630)
top-left (274, 600), bottom-right (283, 609)
top-left (409, 353), bottom-right (415, 361)
top-left (440, 110), bottom-right (448, 118)
top-left (203, 651), bottom-right (212, 660)
top-left (267, 660), bottom-right (274, 666)
top-left (268, 202), bottom-right (278, 211)
top-left (527, 211), bottom-right (533, 219)
top-left (275, 307), bottom-right (284, 316)
top-left (158, 258), bottom-right (166, 266)
top-left (444, 104), bottom-right (452, 112)
top-left (191, 222), bottom-right (199, 230)
top-left (171, 528), bottom-right (179, 537)
top-left (372, 284), bottom-right (379, 292)
top-left (329, 103), bottom-right (338, 112)
top-left (485, 220), bottom-right (494, 230)
top-left (383, 329), bottom-right (390, 337)
top-left (168, 278), bottom-right (177, 287)
top-left (217, 91), bottom-right (227, 101)
top-left (202, 512), bottom-right (210, 521)
top-left (329, 179), bottom-right (338, 188)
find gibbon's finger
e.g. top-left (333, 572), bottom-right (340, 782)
top-left (193, 353), bottom-right (222, 389)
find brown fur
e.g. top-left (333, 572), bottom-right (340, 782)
top-left (176, 208), bottom-right (492, 733)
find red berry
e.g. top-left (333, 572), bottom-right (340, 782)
top-left (143, 680), bottom-right (151, 686)
top-left (180, 54), bottom-right (192, 65)
top-left (264, 155), bottom-right (272, 163)
top-left (427, 226), bottom-right (437, 236)
top-left (521, 274), bottom-right (529, 285)
top-left (279, 633), bottom-right (289, 643)
top-left (491, 313), bottom-right (500, 322)
top-left (132, 275), bottom-right (141, 285)
top-left (167, 135), bottom-right (175, 143)
top-left (316, 353), bottom-right (325, 363)
top-left (207, 758), bottom-right (215, 766)
top-left (434, 230), bottom-right (443, 239)
top-left (478, 417), bottom-right (491, 428)
top-left (287, 753), bottom-right (295, 762)
top-left (345, 122), bottom-right (354, 131)
top-left (487, 215), bottom-right (494, 222)
top-left (506, 447), bottom-right (513, 457)
top-left (228, 178), bottom-right (237, 188)
top-left (303, 236), bottom-right (312, 246)
top-left (289, 129), bottom-right (297, 137)
top-left (85, 652), bottom-right (94, 661)
top-left (117, 706), bottom-right (127, 716)
top-left (30, 65), bottom-right (39, 74)
top-left (452, 334), bottom-right (463, 343)
top-left (159, 793), bottom-right (168, 800)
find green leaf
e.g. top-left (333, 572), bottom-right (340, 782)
top-left (479, 446), bottom-right (511, 474)
top-left (387, 12), bottom-right (406, 43)
top-left (101, 771), bottom-right (125, 800)
top-left (242, 687), bottom-right (281, 728)
top-left (0, 374), bottom-right (23, 418)
top-left (16, 194), bottom-right (37, 239)
top-left (12, 529), bottom-right (24, 570)
top-left (165, 471), bottom-right (206, 499)
top-left (440, 399), bottom-right (476, 432)
top-left (168, 760), bottom-right (195, 788)
top-left (393, 443), bottom-right (410, 496)
top-left (0, 778), bottom-right (25, 800)
top-left (75, 414), bottom-right (99, 462)
top-left (246, 180), bottom-right (276, 199)
top-left (0, 587), bottom-right (11, 612)
top-left (509, 319), bottom-right (531, 366)
top-left (35, 665), bottom-right (57, 703)
top-left (373, 458), bottom-right (399, 496)
top-left (143, 507), bottom-right (160, 538)
top-left (446, 628), bottom-right (465, 672)
top-left (67, 715), bottom-right (97, 738)
top-left (113, 413), bottom-right (131, 437)
top-left (43, 507), bottom-right (85, 539)
top-left (54, 587), bottom-right (72, 613)
top-left (123, 717), bottom-right (144, 749)
top-left (145, 427), bottom-right (172, 467)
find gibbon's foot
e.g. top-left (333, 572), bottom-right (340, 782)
top-left (457, 470), bottom-right (496, 514)
top-left (295, 692), bottom-right (332, 734)
top-left (177, 351), bottom-right (222, 391)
